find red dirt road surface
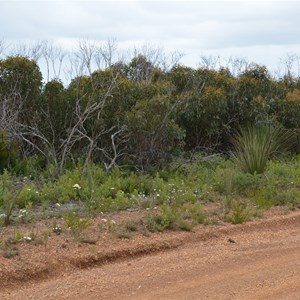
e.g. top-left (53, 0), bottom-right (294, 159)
top-left (1, 210), bottom-right (300, 299)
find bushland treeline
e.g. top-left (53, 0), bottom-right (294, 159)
top-left (1, 42), bottom-right (300, 176)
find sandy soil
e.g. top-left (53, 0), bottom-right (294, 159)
top-left (1, 208), bottom-right (300, 299)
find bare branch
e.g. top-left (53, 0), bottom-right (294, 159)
top-left (95, 38), bottom-right (117, 69)
top-left (100, 126), bottom-right (128, 173)
top-left (11, 41), bottom-right (44, 61)
top-left (0, 39), bottom-right (6, 58)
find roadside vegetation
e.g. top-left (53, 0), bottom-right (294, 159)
top-left (1, 153), bottom-right (300, 249)
top-left (1, 41), bottom-right (300, 258)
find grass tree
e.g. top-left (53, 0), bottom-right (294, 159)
top-left (232, 125), bottom-right (294, 174)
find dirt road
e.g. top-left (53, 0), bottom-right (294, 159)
top-left (1, 211), bottom-right (300, 300)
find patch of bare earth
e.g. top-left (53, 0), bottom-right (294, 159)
top-left (1, 207), bottom-right (300, 299)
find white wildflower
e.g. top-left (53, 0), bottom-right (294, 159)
top-left (53, 224), bottom-right (62, 235)
top-left (23, 236), bottom-right (32, 242)
top-left (19, 209), bottom-right (28, 218)
top-left (73, 183), bottom-right (81, 190)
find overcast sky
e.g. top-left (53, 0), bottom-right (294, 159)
top-left (1, 0), bottom-right (300, 77)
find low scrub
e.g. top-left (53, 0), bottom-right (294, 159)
top-left (1, 154), bottom-right (300, 230)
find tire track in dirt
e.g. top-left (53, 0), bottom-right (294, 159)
top-left (1, 210), bottom-right (300, 299)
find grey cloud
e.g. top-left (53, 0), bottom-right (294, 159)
top-left (1, 0), bottom-right (300, 71)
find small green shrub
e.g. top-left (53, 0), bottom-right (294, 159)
top-left (117, 230), bottom-right (132, 239)
top-left (16, 183), bottom-right (40, 208)
top-left (181, 202), bottom-right (207, 224)
top-left (64, 212), bottom-right (91, 234)
top-left (144, 203), bottom-right (200, 233)
top-left (2, 248), bottom-right (19, 259)
top-left (272, 188), bottom-right (300, 207)
top-left (0, 170), bottom-right (13, 207)
top-left (79, 235), bottom-right (97, 244)
top-left (160, 204), bottom-right (179, 229)
top-left (234, 172), bottom-right (261, 196)
top-left (253, 187), bottom-right (273, 210)
top-left (227, 200), bottom-right (249, 224)
top-left (177, 220), bottom-right (194, 231)
top-left (144, 213), bottom-right (165, 232)
top-left (124, 220), bottom-right (138, 232)
top-left (12, 156), bottom-right (45, 179)
top-left (40, 168), bottom-right (83, 204)
top-left (0, 170), bottom-right (21, 225)
top-left (3, 230), bottom-right (23, 245)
